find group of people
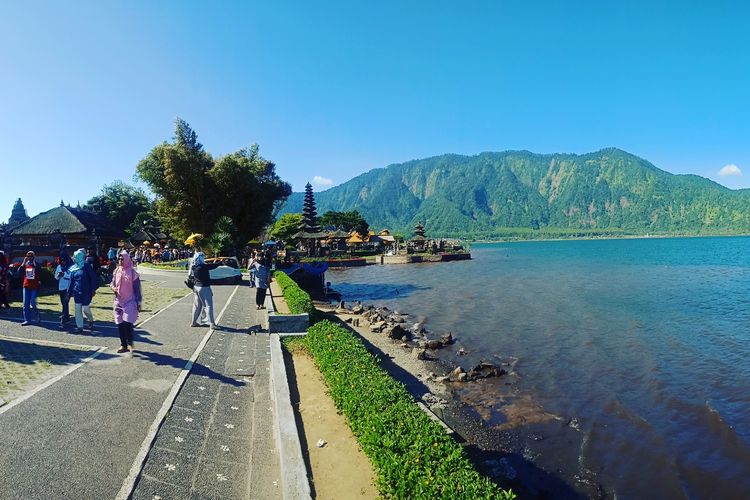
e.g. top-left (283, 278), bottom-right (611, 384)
top-left (187, 249), bottom-right (271, 330)
top-left (2, 245), bottom-right (277, 354)
top-left (0, 248), bottom-right (141, 354)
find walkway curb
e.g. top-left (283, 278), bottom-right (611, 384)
top-left (269, 333), bottom-right (312, 500)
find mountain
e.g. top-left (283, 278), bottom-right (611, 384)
top-left (281, 148), bottom-right (750, 238)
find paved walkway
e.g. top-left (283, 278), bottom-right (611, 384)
top-left (0, 270), bottom-right (284, 500)
top-left (131, 284), bottom-right (281, 500)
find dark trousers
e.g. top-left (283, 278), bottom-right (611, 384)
top-left (255, 287), bottom-right (267, 307)
top-left (118, 321), bottom-right (134, 347)
top-left (59, 291), bottom-right (70, 322)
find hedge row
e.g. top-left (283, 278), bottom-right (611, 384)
top-left (272, 271), bottom-right (315, 315)
top-left (305, 320), bottom-right (515, 499)
top-left (139, 259), bottom-right (190, 270)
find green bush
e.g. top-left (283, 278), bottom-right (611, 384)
top-left (305, 320), bottom-right (515, 499)
top-left (139, 259), bottom-right (190, 270)
top-left (272, 271), bottom-right (314, 315)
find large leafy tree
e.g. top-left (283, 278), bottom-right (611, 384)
top-left (269, 213), bottom-right (303, 242)
top-left (320, 210), bottom-right (370, 235)
top-left (84, 181), bottom-right (151, 231)
top-left (136, 119), bottom-right (291, 244)
top-left (136, 118), bottom-right (217, 241)
top-left (209, 145), bottom-right (291, 243)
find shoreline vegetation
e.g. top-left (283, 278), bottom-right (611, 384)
top-left (275, 273), bottom-right (516, 499)
top-left (470, 229), bottom-right (750, 244)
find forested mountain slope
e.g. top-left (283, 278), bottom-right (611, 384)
top-left (282, 148), bottom-right (750, 238)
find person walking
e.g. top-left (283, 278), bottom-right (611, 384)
top-left (189, 252), bottom-right (218, 328)
top-left (67, 248), bottom-right (98, 333)
top-left (54, 250), bottom-right (73, 327)
top-left (250, 255), bottom-right (270, 309)
top-left (0, 251), bottom-right (11, 313)
top-left (19, 250), bottom-right (41, 325)
top-left (110, 250), bottom-right (141, 353)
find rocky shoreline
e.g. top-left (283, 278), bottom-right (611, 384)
top-left (319, 300), bottom-right (607, 500)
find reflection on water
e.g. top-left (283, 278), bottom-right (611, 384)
top-left (330, 237), bottom-right (750, 499)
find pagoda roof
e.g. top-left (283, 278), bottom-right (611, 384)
top-left (293, 230), bottom-right (328, 239)
top-left (326, 229), bottom-right (351, 239)
top-left (10, 206), bottom-right (125, 238)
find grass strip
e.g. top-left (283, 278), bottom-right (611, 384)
top-left (138, 259), bottom-right (190, 270)
top-left (303, 320), bottom-right (516, 499)
top-left (272, 271), bottom-right (314, 315)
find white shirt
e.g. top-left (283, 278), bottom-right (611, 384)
top-left (55, 264), bottom-right (72, 291)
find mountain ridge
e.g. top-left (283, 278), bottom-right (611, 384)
top-left (281, 148), bottom-right (750, 238)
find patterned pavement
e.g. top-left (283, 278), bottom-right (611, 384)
top-left (131, 284), bottom-right (282, 500)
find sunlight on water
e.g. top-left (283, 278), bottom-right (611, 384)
top-left (330, 237), bottom-right (750, 498)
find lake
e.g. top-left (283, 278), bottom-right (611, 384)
top-left (327, 237), bottom-right (750, 499)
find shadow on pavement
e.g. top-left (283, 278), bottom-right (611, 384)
top-left (131, 350), bottom-right (245, 387)
top-left (0, 315), bottom-right (163, 346)
top-left (0, 338), bottom-right (118, 367)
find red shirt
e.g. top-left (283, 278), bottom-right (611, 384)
top-left (22, 262), bottom-right (40, 289)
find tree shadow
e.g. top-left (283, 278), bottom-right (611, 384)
top-left (0, 338), bottom-right (117, 367)
top-left (0, 315), bottom-right (163, 346)
top-left (131, 350), bottom-right (245, 387)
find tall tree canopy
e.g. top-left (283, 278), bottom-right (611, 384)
top-left (320, 210), bottom-right (370, 235)
top-left (136, 119), bottom-right (291, 244)
top-left (269, 213), bottom-right (303, 242)
top-left (84, 181), bottom-right (151, 231)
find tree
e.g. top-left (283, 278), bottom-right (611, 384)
top-left (320, 210), bottom-right (369, 235)
top-left (135, 118), bottom-right (217, 241)
top-left (209, 145), bottom-right (291, 243)
top-left (127, 205), bottom-right (159, 235)
top-left (269, 213), bottom-right (303, 242)
top-left (205, 216), bottom-right (238, 256)
top-left (136, 119), bottom-right (291, 244)
top-left (85, 181), bottom-right (151, 231)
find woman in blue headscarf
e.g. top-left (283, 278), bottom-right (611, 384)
top-left (67, 248), bottom-right (98, 333)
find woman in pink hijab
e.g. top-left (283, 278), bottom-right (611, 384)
top-left (110, 250), bottom-right (142, 353)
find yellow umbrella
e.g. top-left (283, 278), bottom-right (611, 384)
top-left (184, 233), bottom-right (204, 246)
top-left (143, 240), bottom-right (151, 246)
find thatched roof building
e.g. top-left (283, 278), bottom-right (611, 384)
top-left (10, 205), bottom-right (125, 247)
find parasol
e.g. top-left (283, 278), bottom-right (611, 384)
top-left (184, 233), bottom-right (204, 246)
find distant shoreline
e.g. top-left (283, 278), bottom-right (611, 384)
top-left (470, 232), bottom-right (750, 244)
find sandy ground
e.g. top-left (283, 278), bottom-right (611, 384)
top-left (287, 350), bottom-right (378, 500)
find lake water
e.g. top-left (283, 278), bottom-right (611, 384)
top-left (328, 237), bottom-right (750, 499)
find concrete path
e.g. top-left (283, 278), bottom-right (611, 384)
top-left (130, 283), bottom-right (281, 500)
top-left (0, 269), bottom-right (285, 500)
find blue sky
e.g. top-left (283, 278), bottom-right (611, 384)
top-left (2, 1), bottom-right (749, 219)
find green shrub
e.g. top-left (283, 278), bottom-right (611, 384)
top-left (272, 271), bottom-right (314, 315)
top-left (305, 320), bottom-right (515, 500)
top-left (139, 259), bottom-right (190, 270)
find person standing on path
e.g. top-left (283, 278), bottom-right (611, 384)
top-left (67, 248), bottom-right (98, 333)
top-left (250, 255), bottom-right (270, 309)
top-left (19, 251), bottom-right (41, 325)
top-left (110, 250), bottom-right (141, 353)
top-left (189, 251), bottom-right (219, 328)
top-left (0, 251), bottom-right (11, 313)
top-left (54, 250), bottom-right (73, 327)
